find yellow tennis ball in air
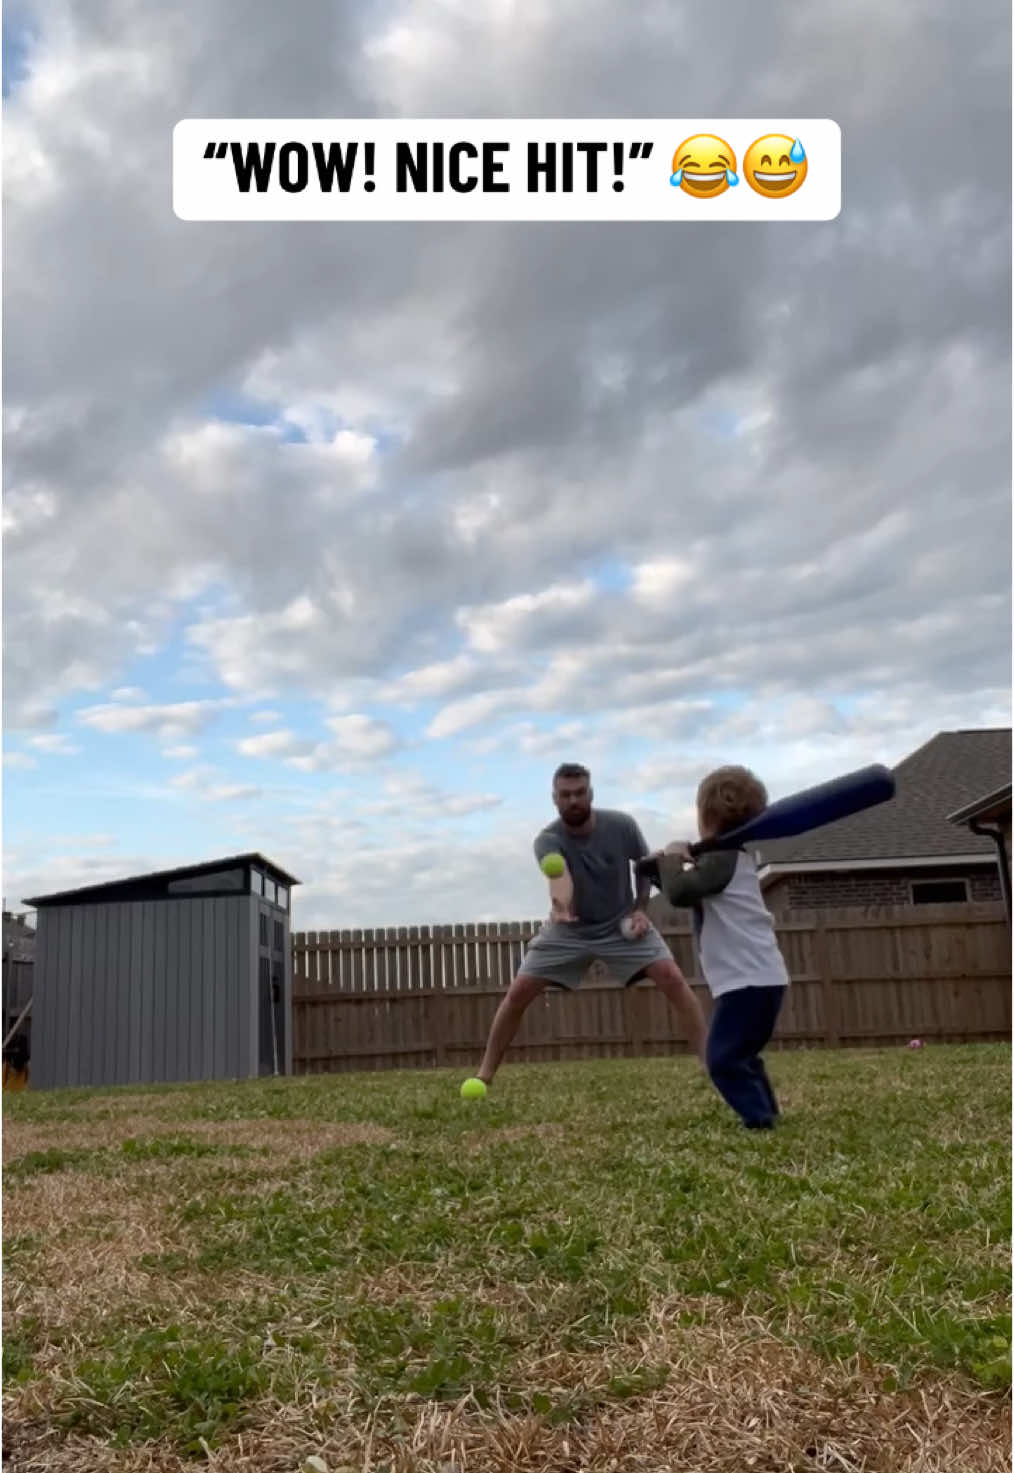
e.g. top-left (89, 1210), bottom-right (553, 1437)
top-left (460, 1077), bottom-right (487, 1100)
top-left (540, 852), bottom-right (566, 878)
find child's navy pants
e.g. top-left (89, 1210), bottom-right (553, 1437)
top-left (706, 985), bottom-right (786, 1128)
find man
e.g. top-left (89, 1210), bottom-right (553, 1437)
top-left (473, 764), bottom-right (707, 1085)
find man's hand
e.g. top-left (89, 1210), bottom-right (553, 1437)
top-left (624, 908), bottom-right (651, 938)
top-left (550, 897), bottom-right (578, 923)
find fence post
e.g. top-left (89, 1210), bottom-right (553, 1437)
top-left (430, 986), bottom-right (448, 1068)
top-left (814, 914), bottom-right (839, 1048)
top-left (623, 981), bottom-right (645, 1057)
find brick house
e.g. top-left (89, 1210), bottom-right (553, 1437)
top-left (948, 781), bottom-right (1012, 922)
top-left (754, 728), bottom-right (1011, 915)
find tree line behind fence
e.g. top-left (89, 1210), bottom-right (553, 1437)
top-left (291, 903), bottom-right (1011, 1073)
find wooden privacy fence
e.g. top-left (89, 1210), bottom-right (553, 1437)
top-left (291, 903), bottom-right (1012, 1075)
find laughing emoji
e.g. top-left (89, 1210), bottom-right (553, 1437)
top-left (670, 135), bottom-right (739, 198)
top-left (743, 135), bottom-right (808, 198)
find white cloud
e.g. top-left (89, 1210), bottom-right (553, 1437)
top-left (168, 767), bottom-right (214, 791)
top-left (2, 487), bottom-right (58, 537)
top-left (426, 689), bottom-right (523, 740)
top-left (237, 729), bottom-right (312, 760)
top-left (77, 701), bottom-right (226, 739)
top-left (185, 596), bottom-right (347, 697)
top-left (358, 773), bottom-right (504, 821)
top-left (234, 715), bottom-right (400, 773)
top-left (207, 783), bottom-right (263, 802)
top-left (169, 767), bottom-right (262, 803)
top-left (27, 734), bottom-right (81, 755)
top-left (469, 719), bottom-right (592, 759)
top-left (324, 714), bottom-right (399, 756)
top-left (456, 582), bottom-right (597, 654)
top-left (380, 655), bottom-right (482, 705)
top-left (631, 558), bottom-right (695, 609)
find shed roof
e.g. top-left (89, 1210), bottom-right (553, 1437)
top-left (24, 853), bottom-right (300, 909)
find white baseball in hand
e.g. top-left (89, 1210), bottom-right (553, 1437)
top-left (620, 917), bottom-right (638, 940)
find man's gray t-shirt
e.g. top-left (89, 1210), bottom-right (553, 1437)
top-left (534, 809), bottom-right (649, 942)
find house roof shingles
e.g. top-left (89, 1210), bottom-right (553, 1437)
top-left (755, 728), bottom-right (1012, 867)
top-left (948, 783), bottom-right (1012, 827)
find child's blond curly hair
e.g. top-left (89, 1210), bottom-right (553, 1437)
top-left (697, 765), bottom-right (768, 837)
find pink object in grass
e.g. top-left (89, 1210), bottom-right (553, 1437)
top-left (907, 1038), bottom-right (924, 1049)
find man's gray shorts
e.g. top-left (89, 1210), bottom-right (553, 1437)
top-left (517, 922), bottom-right (674, 990)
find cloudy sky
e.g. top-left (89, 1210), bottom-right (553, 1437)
top-left (3, 0), bottom-right (1010, 931)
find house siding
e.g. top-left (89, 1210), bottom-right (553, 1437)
top-left (764, 865), bottom-right (1001, 915)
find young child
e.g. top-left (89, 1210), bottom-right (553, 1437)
top-left (646, 765), bottom-right (789, 1130)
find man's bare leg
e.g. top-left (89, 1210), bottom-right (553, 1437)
top-left (642, 959), bottom-right (708, 1064)
top-left (476, 974), bottom-right (548, 1084)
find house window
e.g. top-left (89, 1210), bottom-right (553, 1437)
top-left (276, 884), bottom-right (288, 911)
top-left (259, 913), bottom-right (268, 947)
top-left (264, 878), bottom-right (277, 906)
top-left (911, 879), bottom-right (968, 905)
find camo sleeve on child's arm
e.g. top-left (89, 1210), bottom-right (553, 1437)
top-left (656, 849), bottom-right (739, 908)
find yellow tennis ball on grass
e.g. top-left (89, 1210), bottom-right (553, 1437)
top-left (460, 1077), bottom-right (487, 1100)
top-left (540, 852), bottom-right (566, 877)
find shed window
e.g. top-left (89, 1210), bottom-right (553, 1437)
top-left (168, 868), bottom-right (245, 895)
top-left (911, 879), bottom-right (968, 905)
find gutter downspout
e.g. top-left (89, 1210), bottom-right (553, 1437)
top-left (969, 819), bottom-right (1012, 925)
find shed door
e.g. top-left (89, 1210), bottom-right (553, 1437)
top-left (256, 909), bottom-right (287, 1076)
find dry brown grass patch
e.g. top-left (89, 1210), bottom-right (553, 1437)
top-left (3, 1117), bottom-right (165, 1161)
top-left (5, 1170), bottom-right (188, 1339)
top-left (7, 1312), bottom-right (1008, 1473)
top-left (462, 1123), bottom-right (566, 1153)
top-left (3, 1166), bottom-right (285, 1353)
top-left (3, 1117), bottom-right (396, 1165)
top-left (70, 1091), bottom-right (187, 1118)
top-left (217, 1312), bottom-right (1014, 1473)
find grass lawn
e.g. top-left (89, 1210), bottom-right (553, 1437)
top-left (3, 1044), bottom-right (1011, 1472)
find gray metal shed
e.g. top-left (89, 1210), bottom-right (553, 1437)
top-left (24, 853), bottom-right (300, 1090)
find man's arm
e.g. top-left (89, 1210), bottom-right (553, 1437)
top-left (628, 819), bottom-right (654, 916)
top-left (533, 834), bottom-right (576, 922)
